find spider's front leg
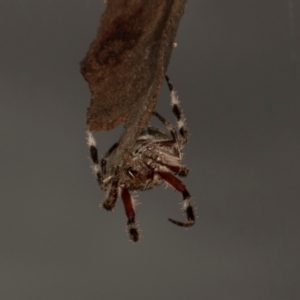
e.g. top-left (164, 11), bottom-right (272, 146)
top-left (100, 144), bottom-right (120, 211)
top-left (100, 142), bottom-right (119, 178)
top-left (86, 130), bottom-right (119, 210)
top-left (101, 174), bottom-right (119, 211)
top-left (121, 188), bottom-right (140, 242)
top-left (157, 171), bottom-right (195, 227)
top-left (86, 130), bottom-right (102, 183)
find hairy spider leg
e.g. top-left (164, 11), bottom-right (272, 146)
top-left (153, 111), bottom-right (179, 146)
top-left (101, 142), bottom-right (119, 176)
top-left (162, 163), bottom-right (189, 178)
top-left (102, 175), bottom-right (119, 210)
top-left (86, 130), bottom-right (102, 183)
top-left (86, 130), bottom-right (119, 210)
top-left (152, 111), bottom-right (189, 176)
top-left (157, 171), bottom-right (195, 227)
top-left (121, 188), bottom-right (140, 242)
top-left (165, 75), bottom-right (188, 144)
top-left (100, 144), bottom-right (120, 210)
top-left (102, 142), bottom-right (140, 241)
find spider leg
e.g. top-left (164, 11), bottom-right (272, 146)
top-left (143, 149), bottom-right (189, 177)
top-left (165, 75), bottom-right (188, 144)
top-left (86, 130), bottom-right (119, 209)
top-left (153, 111), bottom-right (182, 159)
top-left (164, 164), bottom-right (189, 177)
top-left (86, 130), bottom-right (102, 184)
top-left (101, 142), bottom-right (119, 176)
top-left (101, 175), bottom-right (119, 211)
top-left (121, 188), bottom-right (140, 242)
top-left (87, 130), bottom-right (119, 184)
top-left (153, 111), bottom-right (178, 145)
top-left (157, 171), bottom-right (195, 227)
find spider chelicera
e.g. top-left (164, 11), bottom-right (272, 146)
top-left (86, 76), bottom-right (195, 242)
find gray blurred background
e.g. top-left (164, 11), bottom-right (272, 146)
top-left (1, 1), bottom-right (299, 299)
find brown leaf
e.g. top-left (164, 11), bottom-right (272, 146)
top-left (81, 0), bottom-right (187, 169)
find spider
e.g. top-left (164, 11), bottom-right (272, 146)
top-left (86, 76), bottom-right (195, 242)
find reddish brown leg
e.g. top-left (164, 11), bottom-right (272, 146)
top-left (121, 188), bottom-right (140, 242)
top-left (157, 171), bottom-right (195, 227)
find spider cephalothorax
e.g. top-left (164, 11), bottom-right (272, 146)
top-left (86, 76), bottom-right (195, 242)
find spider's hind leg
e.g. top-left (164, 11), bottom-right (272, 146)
top-left (157, 171), bottom-right (195, 227)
